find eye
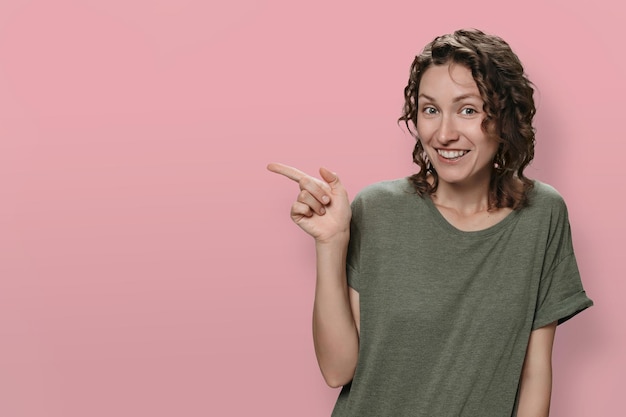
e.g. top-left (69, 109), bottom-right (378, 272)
top-left (460, 107), bottom-right (477, 116)
top-left (422, 106), bottom-right (438, 115)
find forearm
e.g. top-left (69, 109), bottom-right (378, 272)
top-left (516, 364), bottom-right (552, 417)
top-left (312, 234), bottom-right (359, 388)
top-left (516, 322), bottom-right (557, 417)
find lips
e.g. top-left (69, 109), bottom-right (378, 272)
top-left (437, 149), bottom-right (469, 160)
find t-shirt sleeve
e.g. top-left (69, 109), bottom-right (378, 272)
top-left (532, 197), bottom-right (593, 330)
top-left (346, 195), bottom-right (362, 292)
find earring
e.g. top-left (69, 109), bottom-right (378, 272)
top-left (494, 153), bottom-right (506, 171)
top-left (424, 153), bottom-right (434, 172)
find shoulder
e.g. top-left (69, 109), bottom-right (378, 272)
top-left (353, 178), bottom-right (414, 204)
top-left (528, 180), bottom-right (567, 208)
top-left (352, 178), bottom-right (415, 206)
top-left (351, 178), bottom-right (417, 217)
top-left (525, 180), bottom-right (570, 221)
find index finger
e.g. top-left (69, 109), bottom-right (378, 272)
top-left (267, 162), bottom-right (308, 182)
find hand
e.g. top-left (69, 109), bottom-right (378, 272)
top-left (267, 163), bottom-right (351, 243)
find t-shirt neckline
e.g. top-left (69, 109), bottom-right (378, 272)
top-left (412, 181), bottom-right (523, 238)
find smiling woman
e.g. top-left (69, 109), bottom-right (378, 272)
top-left (400, 30), bottom-right (537, 213)
top-left (268, 29), bottom-right (593, 417)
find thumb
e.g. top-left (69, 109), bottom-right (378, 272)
top-left (319, 167), bottom-right (341, 188)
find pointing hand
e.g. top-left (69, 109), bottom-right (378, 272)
top-left (267, 163), bottom-right (351, 243)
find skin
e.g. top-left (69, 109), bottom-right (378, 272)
top-left (267, 63), bottom-right (557, 413)
top-left (517, 321), bottom-right (557, 417)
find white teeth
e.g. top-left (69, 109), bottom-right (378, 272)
top-left (437, 149), bottom-right (468, 159)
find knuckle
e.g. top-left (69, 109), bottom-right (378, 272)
top-left (298, 190), bottom-right (309, 201)
top-left (291, 202), bottom-right (308, 218)
top-left (299, 177), bottom-right (311, 188)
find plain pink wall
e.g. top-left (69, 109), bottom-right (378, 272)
top-left (0, 0), bottom-right (622, 416)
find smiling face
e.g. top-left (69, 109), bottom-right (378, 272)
top-left (416, 63), bottom-right (499, 190)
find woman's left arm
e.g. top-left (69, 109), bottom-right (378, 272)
top-left (516, 321), bottom-right (558, 417)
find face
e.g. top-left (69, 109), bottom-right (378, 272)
top-left (416, 63), bottom-right (499, 189)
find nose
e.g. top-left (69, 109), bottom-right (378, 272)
top-left (437, 114), bottom-right (459, 144)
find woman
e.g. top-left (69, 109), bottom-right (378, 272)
top-left (268, 29), bottom-right (592, 417)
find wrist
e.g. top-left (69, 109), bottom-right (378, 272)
top-left (315, 231), bottom-right (350, 248)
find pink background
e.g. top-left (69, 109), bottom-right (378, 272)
top-left (0, 1), bottom-right (622, 416)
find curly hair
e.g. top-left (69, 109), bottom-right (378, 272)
top-left (398, 29), bottom-right (536, 210)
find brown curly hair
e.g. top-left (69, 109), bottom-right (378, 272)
top-left (398, 29), bottom-right (536, 210)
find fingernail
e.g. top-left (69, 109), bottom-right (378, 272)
top-left (322, 195), bottom-right (330, 204)
top-left (320, 207), bottom-right (326, 215)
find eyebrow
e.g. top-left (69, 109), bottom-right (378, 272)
top-left (418, 93), bottom-right (482, 103)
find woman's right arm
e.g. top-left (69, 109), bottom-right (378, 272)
top-left (267, 163), bottom-right (360, 388)
top-left (313, 238), bottom-right (360, 387)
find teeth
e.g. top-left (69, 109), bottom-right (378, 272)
top-left (438, 149), bottom-right (468, 159)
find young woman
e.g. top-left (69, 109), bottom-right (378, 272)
top-left (268, 29), bottom-right (593, 417)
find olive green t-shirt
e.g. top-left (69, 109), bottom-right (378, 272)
top-left (332, 179), bottom-right (593, 417)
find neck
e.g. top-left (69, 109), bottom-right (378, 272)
top-left (429, 174), bottom-right (492, 215)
